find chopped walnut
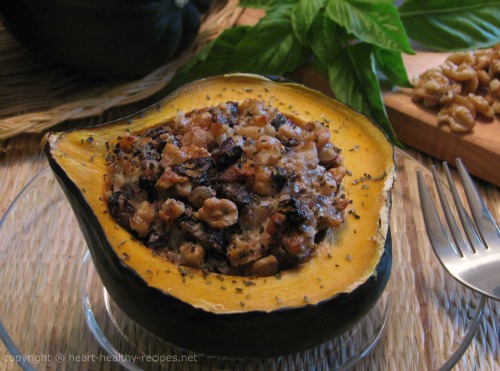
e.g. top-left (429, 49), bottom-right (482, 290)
top-left (188, 186), bottom-right (216, 208)
top-left (179, 242), bottom-right (205, 268)
top-left (156, 167), bottom-right (188, 190)
top-left (227, 234), bottom-right (264, 266)
top-left (130, 201), bottom-right (155, 237)
top-left (195, 197), bottom-right (238, 229)
top-left (248, 255), bottom-right (278, 276)
top-left (160, 143), bottom-right (189, 168)
top-left (412, 44), bottom-right (500, 133)
top-left (182, 145), bottom-right (210, 159)
top-left (159, 199), bottom-right (185, 224)
top-left (253, 166), bottom-right (274, 196)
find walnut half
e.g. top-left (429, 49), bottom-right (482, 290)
top-left (437, 103), bottom-right (475, 132)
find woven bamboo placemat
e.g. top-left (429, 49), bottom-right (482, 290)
top-left (0, 0), bottom-right (242, 140)
top-left (1, 146), bottom-right (498, 370)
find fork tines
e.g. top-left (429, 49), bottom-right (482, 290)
top-left (418, 159), bottom-right (499, 257)
top-left (417, 159), bottom-right (500, 300)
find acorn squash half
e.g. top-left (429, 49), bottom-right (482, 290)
top-left (43, 73), bottom-right (395, 358)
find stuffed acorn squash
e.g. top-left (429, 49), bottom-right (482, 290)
top-left (43, 74), bottom-right (395, 358)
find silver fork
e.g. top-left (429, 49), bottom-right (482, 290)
top-left (417, 158), bottom-right (500, 301)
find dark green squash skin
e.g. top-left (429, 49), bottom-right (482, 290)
top-left (0, 0), bottom-right (211, 79)
top-left (45, 140), bottom-right (392, 358)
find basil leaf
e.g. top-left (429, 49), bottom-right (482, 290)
top-left (168, 26), bottom-right (251, 91)
top-left (169, 6), bottom-right (309, 91)
top-left (399, 0), bottom-right (500, 51)
top-left (291, 0), bottom-right (327, 45)
top-left (327, 43), bottom-right (400, 144)
top-left (239, 0), bottom-right (299, 9)
top-left (308, 10), bottom-right (341, 72)
top-left (373, 47), bottom-right (412, 88)
top-left (325, 0), bottom-right (413, 54)
top-left (232, 5), bottom-right (310, 75)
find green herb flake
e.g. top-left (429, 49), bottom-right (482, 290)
top-left (372, 171), bottom-right (387, 181)
top-left (349, 210), bottom-right (361, 219)
top-left (178, 267), bottom-right (193, 281)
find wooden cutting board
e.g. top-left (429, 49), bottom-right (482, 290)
top-left (384, 52), bottom-right (500, 187)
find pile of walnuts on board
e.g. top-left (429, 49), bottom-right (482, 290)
top-left (412, 44), bottom-right (500, 133)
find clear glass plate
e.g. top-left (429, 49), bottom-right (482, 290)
top-left (0, 149), bottom-right (485, 370)
top-left (81, 249), bottom-right (391, 370)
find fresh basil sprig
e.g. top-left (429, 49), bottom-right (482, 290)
top-left (169, 0), bottom-right (500, 144)
top-left (399, 0), bottom-right (500, 51)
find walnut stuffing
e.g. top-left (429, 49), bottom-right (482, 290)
top-left (412, 44), bottom-right (500, 133)
top-left (105, 99), bottom-right (348, 276)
